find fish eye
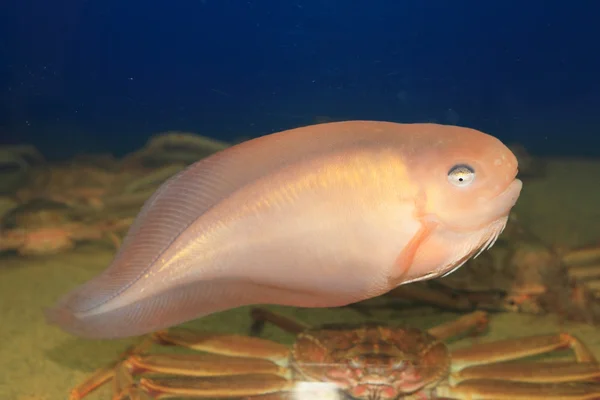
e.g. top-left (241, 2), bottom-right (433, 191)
top-left (447, 164), bottom-right (475, 187)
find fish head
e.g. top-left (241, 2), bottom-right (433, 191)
top-left (400, 124), bottom-right (522, 282)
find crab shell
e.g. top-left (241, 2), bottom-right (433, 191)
top-left (290, 323), bottom-right (449, 399)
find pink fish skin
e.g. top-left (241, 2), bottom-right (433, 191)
top-left (46, 121), bottom-right (522, 339)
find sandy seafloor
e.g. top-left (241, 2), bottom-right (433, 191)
top-left (2, 158), bottom-right (600, 400)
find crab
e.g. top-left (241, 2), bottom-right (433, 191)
top-left (535, 241), bottom-right (600, 325)
top-left (69, 307), bottom-right (600, 400)
top-left (377, 213), bottom-right (600, 319)
top-left (0, 215), bottom-right (133, 255)
top-left (0, 221), bottom-right (124, 255)
top-left (559, 243), bottom-right (600, 299)
top-left (15, 163), bottom-right (140, 212)
top-left (0, 198), bottom-right (135, 256)
top-left (385, 237), bottom-right (557, 315)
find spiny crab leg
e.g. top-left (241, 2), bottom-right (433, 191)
top-left (71, 329), bottom-right (296, 399)
top-left (124, 353), bottom-right (288, 378)
top-left (561, 244), bottom-right (600, 296)
top-left (250, 307), bottom-right (310, 335)
top-left (152, 329), bottom-right (290, 364)
top-left (249, 307), bottom-right (491, 342)
top-left (454, 360), bottom-right (600, 384)
top-left (568, 262), bottom-right (600, 299)
top-left (561, 245), bottom-right (600, 267)
top-left (69, 337), bottom-right (154, 400)
top-left (385, 284), bottom-right (477, 311)
top-left (68, 361), bottom-right (115, 400)
top-left (113, 362), bottom-right (153, 400)
top-left (568, 264), bottom-right (600, 280)
top-left (112, 329), bottom-right (297, 399)
top-left (438, 379), bottom-right (600, 400)
top-left (450, 332), bottom-right (597, 369)
top-left (435, 333), bottom-right (600, 399)
top-left (137, 374), bottom-right (293, 399)
top-left (426, 310), bottom-right (489, 341)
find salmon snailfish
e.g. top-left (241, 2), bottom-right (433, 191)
top-left (46, 121), bottom-right (522, 339)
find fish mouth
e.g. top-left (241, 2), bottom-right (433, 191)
top-left (441, 178), bottom-right (522, 234)
top-left (489, 178), bottom-right (522, 220)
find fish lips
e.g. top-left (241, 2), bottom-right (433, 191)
top-left (441, 178), bottom-right (523, 234)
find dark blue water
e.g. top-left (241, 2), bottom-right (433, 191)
top-left (1, 0), bottom-right (599, 159)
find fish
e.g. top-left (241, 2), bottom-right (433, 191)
top-left (46, 121), bottom-right (522, 339)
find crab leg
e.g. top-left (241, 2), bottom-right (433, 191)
top-left (386, 283), bottom-right (476, 311)
top-left (69, 337), bottom-right (154, 400)
top-left (437, 379), bottom-right (600, 400)
top-left (561, 245), bottom-right (600, 267)
top-left (453, 360), bottom-right (600, 384)
top-left (111, 330), bottom-right (295, 399)
top-left (250, 307), bottom-right (311, 335)
top-left (124, 353), bottom-right (288, 377)
top-left (568, 264), bottom-right (600, 280)
top-left (137, 373), bottom-right (293, 399)
top-left (116, 386), bottom-right (153, 400)
top-left (584, 279), bottom-right (600, 291)
top-left (138, 373), bottom-right (343, 400)
top-left (450, 332), bottom-right (597, 369)
top-left (431, 332), bottom-right (600, 399)
top-left (433, 332), bottom-right (600, 399)
top-left (68, 362), bottom-right (115, 400)
top-left (71, 327), bottom-right (294, 399)
top-left (152, 328), bottom-right (290, 364)
top-left (113, 362), bottom-right (152, 400)
top-left (426, 311), bottom-right (489, 341)
top-left (114, 351), bottom-right (292, 399)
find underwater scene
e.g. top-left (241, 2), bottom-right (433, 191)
top-left (2, 1), bottom-right (600, 399)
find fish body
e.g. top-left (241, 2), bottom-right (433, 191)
top-left (47, 121), bottom-right (522, 338)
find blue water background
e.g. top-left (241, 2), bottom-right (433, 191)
top-left (1, 0), bottom-right (598, 159)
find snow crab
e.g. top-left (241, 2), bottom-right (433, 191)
top-left (0, 199), bottom-right (133, 255)
top-left (380, 212), bottom-right (600, 322)
top-left (69, 307), bottom-right (600, 399)
top-left (542, 242), bottom-right (600, 325)
top-left (15, 162), bottom-right (173, 214)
